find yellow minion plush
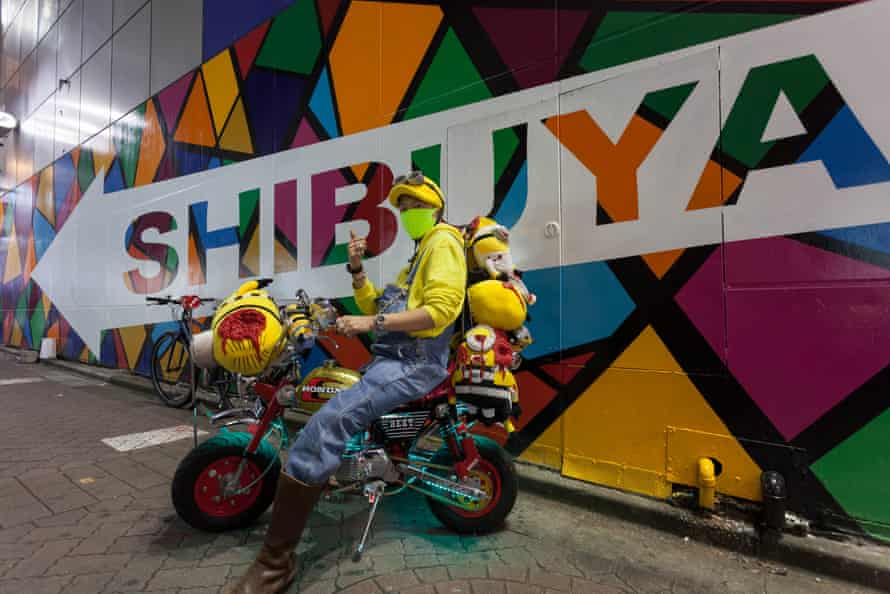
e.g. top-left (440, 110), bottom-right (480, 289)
top-left (451, 324), bottom-right (520, 431)
top-left (210, 280), bottom-right (287, 377)
top-left (465, 216), bottom-right (512, 278)
top-left (466, 280), bottom-right (528, 332)
top-left (465, 216), bottom-right (536, 306)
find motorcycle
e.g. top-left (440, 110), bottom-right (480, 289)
top-left (171, 288), bottom-right (518, 561)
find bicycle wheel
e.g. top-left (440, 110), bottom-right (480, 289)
top-left (208, 368), bottom-right (240, 410)
top-left (150, 331), bottom-right (197, 408)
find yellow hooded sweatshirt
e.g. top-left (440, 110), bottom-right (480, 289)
top-left (354, 223), bottom-right (466, 338)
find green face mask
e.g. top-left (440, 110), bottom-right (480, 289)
top-left (400, 208), bottom-right (437, 240)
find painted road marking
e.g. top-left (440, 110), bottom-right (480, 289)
top-left (0, 377), bottom-right (44, 386)
top-left (101, 425), bottom-right (208, 452)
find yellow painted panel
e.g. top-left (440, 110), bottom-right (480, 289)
top-left (520, 418), bottom-right (562, 469)
top-left (563, 454), bottom-right (672, 498)
top-left (273, 240), bottom-right (297, 274)
top-left (10, 320), bottom-right (22, 347)
top-left (667, 427), bottom-right (762, 502)
top-left (3, 225), bottom-right (21, 282)
top-left (562, 326), bottom-right (761, 501)
top-left (118, 324), bottom-right (147, 371)
top-left (36, 167), bottom-right (54, 226)
top-left (219, 98), bottom-right (253, 154)
top-left (23, 235), bottom-right (36, 281)
top-left (203, 50), bottom-right (240, 135)
top-left (89, 133), bottom-right (116, 177)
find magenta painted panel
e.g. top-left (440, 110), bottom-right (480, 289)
top-left (292, 118), bottom-right (319, 149)
top-left (311, 168), bottom-right (350, 267)
top-left (274, 180), bottom-right (298, 247)
top-left (676, 247), bottom-right (726, 364)
top-left (157, 72), bottom-right (194, 131)
top-left (472, 8), bottom-right (589, 90)
top-left (726, 236), bottom-right (890, 286)
top-left (727, 284), bottom-right (890, 440)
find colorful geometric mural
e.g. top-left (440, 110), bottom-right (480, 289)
top-left (3, 0), bottom-right (890, 542)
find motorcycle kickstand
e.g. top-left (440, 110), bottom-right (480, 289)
top-left (353, 480), bottom-right (385, 563)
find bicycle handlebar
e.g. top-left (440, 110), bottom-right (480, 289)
top-left (145, 296), bottom-right (217, 306)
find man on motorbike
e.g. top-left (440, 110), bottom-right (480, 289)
top-left (228, 172), bottom-right (466, 594)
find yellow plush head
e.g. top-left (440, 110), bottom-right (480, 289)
top-left (211, 281), bottom-right (286, 377)
top-left (466, 216), bottom-right (512, 278)
top-left (467, 280), bottom-right (528, 332)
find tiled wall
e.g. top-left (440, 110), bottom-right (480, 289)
top-left (0, 0), bottom-right (203, 190)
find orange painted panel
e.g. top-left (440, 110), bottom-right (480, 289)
top-left (331, 1), bottom-right (441, 136)
top-left (641, 248), bottom-right (685, 279)
top-left (174, 73), bottom-right (216, 148)
top-left (687, 160), bottom-right (744, 210)
top-left (135, 101), bottom-right (166, 187)
top-left (546, 112), bottom-right (661, 223)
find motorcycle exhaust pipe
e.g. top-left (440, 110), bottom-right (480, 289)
top-left (397, 464), bottom-right (490, 511)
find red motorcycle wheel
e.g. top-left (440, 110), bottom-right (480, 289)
top-left (172, 431), bottom-right (280, 532)
top-left (426, 436), bottom-right (517, 534)
top-left (451, 457), bottom-right (502, 519)
top-left (193, 456), bottom-right (263, 517)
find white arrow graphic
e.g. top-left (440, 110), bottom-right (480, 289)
top-left (28, 0), bottom-right (890, 356)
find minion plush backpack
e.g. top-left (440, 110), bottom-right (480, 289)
top-left (451, 216), bottom-right (536, 433)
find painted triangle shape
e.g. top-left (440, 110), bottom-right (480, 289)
top-left (642, 248), bottom-right (685, 279)
top-left (235, 21), bottom-right (270, 79)
top-left (318, 0), bottom-right (343, 37)
top-left (219, 98), bottom-right (254, 154)
top-left (309, 67), bottom-right (339, 139)
top-left (158, 71), bottom-right (195, 132)
top-left (3, 223), bottom-right (21, 282)
top-left (174, 73), bottom-right (217, 147)
top-left (291, 118), bottom-right (319, 148)
top-left (474, 8), bottom-right (590, 89)
top-left (761, 90), bottom-right (807, 143)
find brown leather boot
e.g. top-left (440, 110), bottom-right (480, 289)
top-left (227, 473), bottom-right (323, 594)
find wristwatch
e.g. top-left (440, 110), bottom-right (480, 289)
top-left (374, 314), bottom-right (386, 332)
top-left (346, 262), bottom-right (363, 275)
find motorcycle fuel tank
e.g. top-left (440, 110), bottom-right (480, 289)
top-left (296, 360), bottom-right (360, 413)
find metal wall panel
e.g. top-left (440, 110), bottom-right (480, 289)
top-left (32, 92), bottom-right (55, 171)
top-left (38, 0), bottom-right (58, 40)
top-left (34, 19), bottom-right (58, 112)
top-left (57, 0), bottom-right (82, 81)
top-left (78, 39), bottom-right (109, 142)
top-left (149, 0), bottom-right (202, 96)
top-left (19, 50), bottom-right (35, 115)
top-left (2, 13), bottom-right (22, 86)
top-left (109, 2), bottom-right (148, 122)
top-left (81, 0), bottom-right (111, 62)
top-left (54, 69), bottom-right (79, 156)
top-left (19, 0), bottom-right (38, 58)
top-left (112, 0), bottom-right (143, 31)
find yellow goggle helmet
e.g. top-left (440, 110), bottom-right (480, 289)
top-left (387, 171), bottom-right (445, 209)
top-left (210, 280), bottom-right (286, 377)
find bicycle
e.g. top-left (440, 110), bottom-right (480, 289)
top-left (146, 294), bottom-right (221, 408)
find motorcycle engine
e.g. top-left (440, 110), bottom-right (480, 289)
top-left (334, 448), bottom-right (400, 484)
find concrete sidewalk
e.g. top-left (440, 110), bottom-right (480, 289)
top-left (0, 351), bottom-right (886, 593)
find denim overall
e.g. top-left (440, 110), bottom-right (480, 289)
top-left (287, 250), bottom-right (454, 485)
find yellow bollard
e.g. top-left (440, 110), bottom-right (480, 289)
top-left (698, 458), bottom-right (717, 510)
